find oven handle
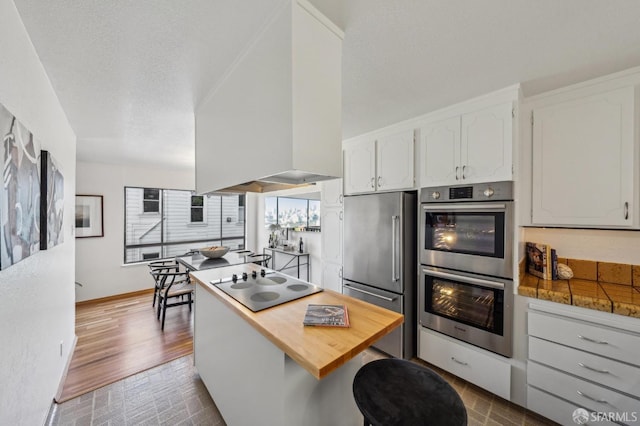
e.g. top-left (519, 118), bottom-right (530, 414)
top-left (343, 284), bottom-right (397, 302)
top-left (423, 203), bottom-right (507, 211)
top-left (422, 269), bottom-right (505, 290)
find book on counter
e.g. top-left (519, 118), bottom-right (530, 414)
top-left (303, 304), bottom-right (350, 327)
top-left (526, 242), bottom-right (554, 280)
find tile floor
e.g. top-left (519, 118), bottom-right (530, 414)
top-left (48, 350), bottom-right (558, 426)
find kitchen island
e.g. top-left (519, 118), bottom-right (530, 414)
top-left (190, 263), bottom-right (403, 426)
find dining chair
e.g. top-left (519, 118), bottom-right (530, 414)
top-left (150, 269), bottom-right (193, 331)
top-left (148, 260), bottom-right (180, 308)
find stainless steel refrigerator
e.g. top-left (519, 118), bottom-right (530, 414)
top-left (342, 191), bottom-right (416, 359)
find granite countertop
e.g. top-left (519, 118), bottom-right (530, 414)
top-left (518, 257), bottom-right (640, 318)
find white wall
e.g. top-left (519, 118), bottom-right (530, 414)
top-left (75, 162), bottom-right (195, 301)
top-left (522, 227), bottom-right (640, 265)
top-left (0, 1), bottom-right (77, 424)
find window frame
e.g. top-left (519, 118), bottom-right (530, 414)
top-left (264, 196), bottom-right (321, 231)
top-left (142, 188), bottom-right (161, 214)
top-left (189, 194), bottom-right (206, 224)
top-left (124, 186), bottom-right (246, 264)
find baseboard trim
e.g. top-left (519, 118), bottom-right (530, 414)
top-left (75, 288), bottom-right (154, 306)
top-left (54, 334), bottom-right (78, 403)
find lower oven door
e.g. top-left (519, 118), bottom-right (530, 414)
top-left (343, 280), bottom-right (405, 359)
top-left (419, 266), bottom-right (513, 357)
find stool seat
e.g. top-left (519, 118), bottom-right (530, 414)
top-left (353, 358), bottom-right (467, 426)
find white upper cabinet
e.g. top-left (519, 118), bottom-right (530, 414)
top-left (376, 129), bottom-right (416, 191)
top-left (343, 129), bottom-right (415, 195)
top-left (420, 102), bottom-right (514, 187)
top-left (343, 138), bottom-right (376, 194)
top-left (420, 116), bottom-right (460, 186)
top-left (321, 178), bottom-right (343, 207)
top-left (461, 103), bottom-right (513, 184)
top-left (531, 86), bottom-right (635, 227)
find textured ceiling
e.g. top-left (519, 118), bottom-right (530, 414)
top-left (12, 0), bottom-right (640, 170)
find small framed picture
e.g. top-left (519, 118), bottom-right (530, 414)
top-left (75, 195), bottom-right (104, 238)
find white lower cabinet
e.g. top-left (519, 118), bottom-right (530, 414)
top-left (321, 261), bottom-right (342, 293)
top-left (526, 306), bottom-right (640, 426)
top-left (528, 362), bottom-right (640, 421)
top-left (527, 386), bottom-right (618, 426)
top-left (418, 327), bottom-right (511, 400)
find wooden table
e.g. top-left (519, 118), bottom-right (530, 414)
top-left (191, 263), bottom-right (403, 426)
top-left (262, 246), bottom-right (310, 280)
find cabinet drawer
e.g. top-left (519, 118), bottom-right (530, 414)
top-left (527, 386), bottom-right (618, 426)
top-left (529, 337), bottom-right (640, 397)
top-left (528, 310), bottom-right (640, 367)
top-left (528, 361), bottom-right (640, 424)
top-left (419, 328), bottom-right (510, 400)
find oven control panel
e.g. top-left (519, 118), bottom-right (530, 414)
top-left (421, 181), bottom-right (513, 203)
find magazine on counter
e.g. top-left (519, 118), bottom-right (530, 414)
top-left (303, 304), bottom-right (350, 327)
top-left (526, 242), bottom-right (553, 280)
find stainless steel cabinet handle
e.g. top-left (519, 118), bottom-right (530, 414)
top-left (578, 335), bottom-right (609, 345)
top-left (451, 357), bottom-right (468, 366)
top-left (370, 177), bottom-right (375, 188)
top-left (391, 215), bottom-right (399, 282)
top-left (339, 194), bottom-right (343, 204)
top-left (455, 166), bottom-right (459, 180)
top-left (578, 362), bottom-right (610, 374)
top-left (624, 202), bottom-right (629, 220)
top-left (343, 284), bottom-right (396, 302)
top-left (378, 176), bottom-right (382, 187)
top-left (423, 268), bottom-right (505, 290)
top-left (576, 390), bottom-right (609, 405)
top-left (338, 267), bottom-right (342, 278)
top-left (462, 165), bottom-right (466, 179)
top-left (339, 211), bottom-right (343, 220)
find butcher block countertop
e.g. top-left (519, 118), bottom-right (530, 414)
top-left (190, 263), bottom-right (403, 380)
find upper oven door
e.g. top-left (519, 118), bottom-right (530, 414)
top-left (420, 201), bottom-right (514, 278)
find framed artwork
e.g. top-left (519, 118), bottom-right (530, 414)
top-left (75, 195), bottom-right (104, 238)
top-left (40, 150), bottom-right (64, 249)
top-left (1, 103), bottom-right (41, 270)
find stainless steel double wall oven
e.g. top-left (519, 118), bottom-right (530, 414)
top-left (419, 181), bottom-right (514, 357)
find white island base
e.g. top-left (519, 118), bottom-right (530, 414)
top-left (194, 284), bottom-right (363, 426)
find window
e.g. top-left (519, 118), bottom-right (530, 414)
top-left (264, 196), bottom-right (321, 231)
top-left (191, 195), bottom-right (204, 223)
top-left (124, 187), bottom-right (246, 263)
top-left (143, 188), bottom-right (160, 213)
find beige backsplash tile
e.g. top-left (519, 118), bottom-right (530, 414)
top-left (633, 265), bottom-right (640, 288)
top-left (598, 262), bottom-right (632, 285)
top-left (568, 259), bottom-right (598, 281)
top-left (569, 279), bottom-right (612, 313)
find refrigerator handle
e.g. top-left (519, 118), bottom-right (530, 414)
top-left (392, 215), bottom-right (400, 282)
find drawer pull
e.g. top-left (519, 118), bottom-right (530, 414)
top-left (578, 335), bottom-right (609, 345)
top-left (451, 357), bottom-right (468, 366)
top-left (576, 390), bottom-right (609, 405)
top-left (578, 362), bottom-right (610, 374)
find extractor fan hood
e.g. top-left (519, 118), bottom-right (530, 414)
top-left (195, 0), bottom-right (344, 194)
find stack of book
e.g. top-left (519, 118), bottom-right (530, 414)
top-left (525, 242), bottom-right (558, 280)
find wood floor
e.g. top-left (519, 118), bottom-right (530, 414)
top-left (56, 290), bottom-right (193, 402)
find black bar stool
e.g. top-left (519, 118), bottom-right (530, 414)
top-left (353, 358), bottom-right (467, 426)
